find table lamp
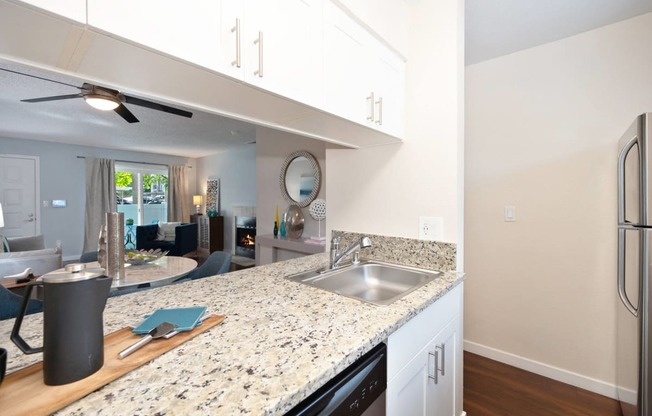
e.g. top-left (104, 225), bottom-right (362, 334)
top-left (0, 203), bottom-right (4, 228)
top-left (193, 195), bottom-right (203, 214)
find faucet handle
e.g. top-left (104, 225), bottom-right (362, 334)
top-left (331, 231), bottom-right (349, 243)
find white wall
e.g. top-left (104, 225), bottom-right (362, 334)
top-left (196, 146), bottom-right (256, 254)
top-left (465, 12), bottom-right (652, 395)
top-left (256, 127), bottom-right (328, 243)
top-left (326, 0), bottom-right (464, 250)
top-left (0, 136), bottom-right (193, 259)
top-left (334, 0), bottom-right (409, 57)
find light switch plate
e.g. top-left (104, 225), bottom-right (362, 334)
top-left (504, 205), bottom-right (516, 222)
top-left (419, 216), bottom-right (443, 241)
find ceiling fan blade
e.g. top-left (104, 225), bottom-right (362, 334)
top-left (1, 67), bottom-right (80, 89)
top-left (21, 93), bottom-right (84, 103)
top-left (114, 104), bottom-right (139, 123)
top-left (124, 95), bottom-right (193, 118)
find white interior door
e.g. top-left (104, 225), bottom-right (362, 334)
top-left (0, 155), bottom-right (39, 237)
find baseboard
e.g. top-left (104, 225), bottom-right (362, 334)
top-left (463, 340), bottom-right (619, 400)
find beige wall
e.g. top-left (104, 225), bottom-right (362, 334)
top-left (196, 146), bottom-right (256, 254)
top-left (326, 0), bottom-right (464, 255)
top-left (256, 127), bottom-right (329, 243)
top-left (465, 13), bottom-right (652, 395)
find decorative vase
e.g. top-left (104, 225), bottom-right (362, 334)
top-left (97, 225), bottom-right (107, 269)
top-left (105, 212), bottom-right (125, 281)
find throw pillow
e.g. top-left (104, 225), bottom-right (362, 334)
top-left (0, 235), bottom-right (9, 253)
top-left (157, 222), bottom-right (180, 242)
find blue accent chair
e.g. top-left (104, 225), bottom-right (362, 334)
top-left (174, 251), bottom-right (231, 283)
top-left (0, 286), bottom-right (43, 321)
top-left (80, 251), bottom-right (99, 263)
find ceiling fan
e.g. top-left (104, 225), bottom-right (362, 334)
top-left (1, 67), bottom-right (193, 123)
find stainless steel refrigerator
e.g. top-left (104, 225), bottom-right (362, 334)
top-left (618, 112), bottom-right (652, 416)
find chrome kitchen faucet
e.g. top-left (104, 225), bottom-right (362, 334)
top-left (329, 234), bottom-right (372, 269)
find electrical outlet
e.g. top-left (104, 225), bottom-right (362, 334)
top-left (419, 216), bottom-right (443, 241)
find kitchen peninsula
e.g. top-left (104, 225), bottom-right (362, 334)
top-left (0, 246), bottom-right (464, 415)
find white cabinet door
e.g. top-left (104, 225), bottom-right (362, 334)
top-left (323, 1), bottom-right (405, 138)
top-left (243, 0), bottom-right (323, 108)
top-left (426, 316), bottom-right (460, 416)
top-left (387, 316), bottom-right (461, 416)
top-left (371, 45), bottom-right (405, 138)
top-left (87, 1), bottom-right (224, 73)
top-left (323, 1), bottom-right (374, 127)
top-left (386, 340), bottom-right (430, 415)
top-left (13, 0), bottom-right (86, 23)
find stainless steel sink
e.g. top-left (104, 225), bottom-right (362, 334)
top-left (286, 260), bottom-right (441, 306)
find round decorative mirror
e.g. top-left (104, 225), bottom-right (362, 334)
top-left (279, 150), bottom-right (321, 208)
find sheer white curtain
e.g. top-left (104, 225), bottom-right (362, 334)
top-left (83, 157), bottom-right (116, 253)
top-left (167, 165), bottom-right (189, 222)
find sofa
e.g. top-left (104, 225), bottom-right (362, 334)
top-left (136, 223), bottom-right (198, 257)
top-left (0, 234), bottom-right (62, 277)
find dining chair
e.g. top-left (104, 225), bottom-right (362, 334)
top-left (174, 251), bottom-right (232, 283)
top-left (79, 251), bottom-right (99, 263)
top-left (0, 285), bottom-right (43, 321)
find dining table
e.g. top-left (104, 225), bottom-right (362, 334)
top-left (47, 256), bottom-right (198, 292)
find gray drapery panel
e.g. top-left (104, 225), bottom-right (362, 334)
top-left (167, 165), bottom-right (189, 222)
top-left (83, 157), bottom-right (116, 253)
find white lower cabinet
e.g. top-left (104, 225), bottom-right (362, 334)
top-left (387, 284), bottom-right (463, 416)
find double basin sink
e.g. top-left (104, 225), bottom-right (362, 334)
top-left (286, 259), bottom-right (441, 306)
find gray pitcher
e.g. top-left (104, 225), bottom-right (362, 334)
top-left (11, 264), bottom-right (112, 385)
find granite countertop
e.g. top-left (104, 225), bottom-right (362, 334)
top-left (0, 252), bottom-right (464, 415)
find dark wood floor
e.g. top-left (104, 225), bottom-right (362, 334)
top-left (464, 351), bottom-right (623, 416)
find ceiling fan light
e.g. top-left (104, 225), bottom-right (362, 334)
top-left (84, 94), bottom-right (120, 111)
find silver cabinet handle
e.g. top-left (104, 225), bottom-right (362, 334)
top-left (366, 92), bottom-right (375, 122)
top-left (231, 18), bottom-right (241, 68)
top-left (427, 343), bottom-right (446, 384)
top-left (375, 96), bottom-right (383, 126)
top-left (253, 31), bottom-right (263, 77)
top-left (437, 344), bottom-right (446, 377)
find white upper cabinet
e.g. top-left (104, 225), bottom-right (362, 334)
top-left (87, 1), bottom-right (224, 73)
top-left (87, 0), bottom-right (323, 109)
top-left (11, 0), bottom-right (86, 23)
top-left (240, 0), bottom-right (323, 109)
top-left (323, 1), bottom-right (405, 138)
top-left (5, 0), bottom-right (404, 147)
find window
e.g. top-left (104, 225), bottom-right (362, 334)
top-left (115, 162), bottom-right (168, 226)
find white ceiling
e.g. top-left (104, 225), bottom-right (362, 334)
top-left (466, 0), bottom-right (652, 65)
top-left (3, 2), bottom-right (652, 157)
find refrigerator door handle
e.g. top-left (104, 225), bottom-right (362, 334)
top-left (618, 228), bottom-right (639, 317)
top-left (618, 136), bottom-right (640, 225)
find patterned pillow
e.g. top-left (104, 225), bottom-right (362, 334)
top-left (156, 222), bottom-right (180, 242)
top-left (0, 235), bottom-right (10, 253)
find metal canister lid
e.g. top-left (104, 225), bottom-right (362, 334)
top-left (41, 263), bottom-right (105, 283)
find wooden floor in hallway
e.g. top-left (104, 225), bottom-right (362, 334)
top-left (463, 351), bottom-right (624, 416)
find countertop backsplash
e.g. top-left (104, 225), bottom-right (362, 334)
top-left (332, 230), bottom-right (457, 272)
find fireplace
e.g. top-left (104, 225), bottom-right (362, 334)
top-left (235, 216), bottom-right (256, 259)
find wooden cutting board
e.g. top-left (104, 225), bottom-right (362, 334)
top-left (0, 314), bottom-right (226, 416)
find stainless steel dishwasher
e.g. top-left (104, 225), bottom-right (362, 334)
top-left (286, 343), bottom-right (387, 416)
